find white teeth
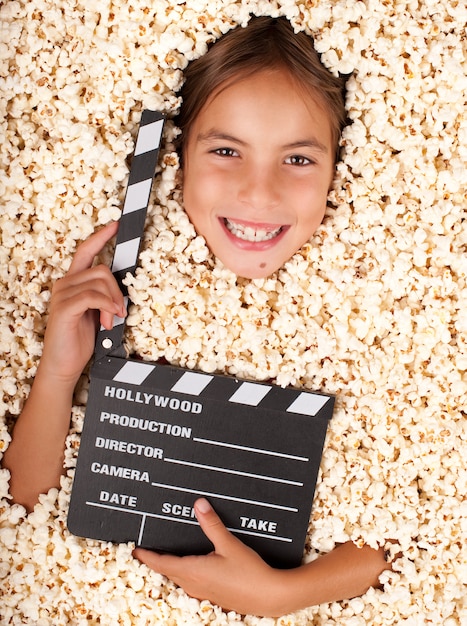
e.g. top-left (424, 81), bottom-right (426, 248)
top-left (224, 218), bottom-right (282, 242)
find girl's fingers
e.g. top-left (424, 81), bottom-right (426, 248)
top-left (193, 499), bottom-right (238, 555)
top-left (99, 300), bottom-right (126, 330)
top-left (54, 266), bottom-right (126, 317)
top-left (49, 274), bottom-right (125, 338)
top-left (68, 222), bottom-right (119, 274)
top-left (57, 224), bottom-right (125, 326)
top-left (132, 548), bottom-right (181, 580)
top-left (53, 287), bottom-right (121, 323)
top-left (56, 275), bottom-right (123, 312)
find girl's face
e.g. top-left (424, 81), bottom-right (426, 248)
top-left (182, 69), bottom-right (335, 279)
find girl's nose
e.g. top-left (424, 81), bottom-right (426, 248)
top-left (237, 162), bottom-right (280, 213)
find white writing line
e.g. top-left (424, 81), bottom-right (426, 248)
top-left (192, 437), bottom-right (309, 462)
top-left (230, 526), bottom-right (292, 543)
top-left (85, 501), bottom-right (293, 543)
top-left (138, 514), bottom-right (146, 545)
top-left (164, 457), bottom-right (303, 486)
top-left (150, 482), bottom-right (298, 512)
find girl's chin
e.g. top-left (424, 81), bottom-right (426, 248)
top-left (216, 247), bottom-right (286, 279)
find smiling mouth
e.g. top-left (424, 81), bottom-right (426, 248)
top-left (223, 218), bottom-right (284, 242)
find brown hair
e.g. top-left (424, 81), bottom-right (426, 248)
top-left (174, 16), bottom-right (348, 163)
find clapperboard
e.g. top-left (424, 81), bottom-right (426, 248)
top-left (67, 110), bottom-right (335, 568)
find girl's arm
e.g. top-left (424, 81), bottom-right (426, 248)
top-left (3, 366), bottom-right (77, 512)
top-left (134, 498), bottom-right (390, 617)
top-left (2, 222), bottom-right (125, 512)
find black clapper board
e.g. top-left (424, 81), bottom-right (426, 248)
top-left (67, 110), bottom-right (335, 569)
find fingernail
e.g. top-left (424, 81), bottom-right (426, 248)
top-left (196, 498), bottom-right (212, 513)
top-left (114, 303), bottom-right (126, 318)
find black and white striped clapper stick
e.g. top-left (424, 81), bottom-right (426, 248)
top-left (95, 110), bottom-right (166, 360)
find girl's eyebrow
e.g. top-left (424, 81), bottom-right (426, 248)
top-left (283, 139), bottom-right (329, 154)
top-left (197, 130), bottom-right (246, 145)
top-left (198, 130), bottom-right (328, 154)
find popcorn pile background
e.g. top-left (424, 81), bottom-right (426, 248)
top-left (0, 0), bottom-right (466, 623)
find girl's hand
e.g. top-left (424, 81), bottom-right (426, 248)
top-left (2, 223), bottom-right (126, 510)
top-left (133, 498), bottom-right (285, 617)
top-left (133, 500), bottom-right (391, 617)
top-left (40, 222), bottom-right (125, 386)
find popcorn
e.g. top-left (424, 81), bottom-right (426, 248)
top-left (1, 0), bottom-right (466, 623)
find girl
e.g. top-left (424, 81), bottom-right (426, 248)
top-left (3, 16), bottom-right (391, 617)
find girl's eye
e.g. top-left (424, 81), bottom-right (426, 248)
top-left (213, 147), bottom-right (238, 157)
top-left (285, 155), bottom-right (313, 166)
